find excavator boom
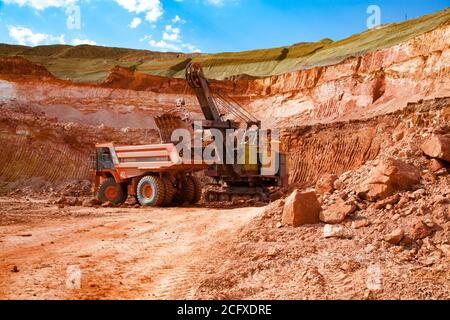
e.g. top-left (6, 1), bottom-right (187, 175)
top-left (186, 62), bottom-right (222, 122)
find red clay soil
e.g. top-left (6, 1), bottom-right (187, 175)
top-left (194, 99), bottom-right (450, 300)
top-left (0, 56), bottom-right (55, 78)
top-left (1, 19), bottom-right (448, 129)
top-left (0, 200), bottom-right (262, 299)
top-left (1, 97), bottom-right (448, 299)
top-left (282, 97), bottom-right (450, 187)
top-left (0, 103), bottom-right (160, 195)
top-left (103, 66), bottom-right (190, 93)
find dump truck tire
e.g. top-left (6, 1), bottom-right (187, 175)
top-left (190, 176), bottom-right (202, 204)
top-left (97, 177), bottom-right (128, 205)
top-left (137, 175), bottom-right (166, 207)
top-left (173, 176), bottom-right (195, 205)
top-left (162, 177), bottom-right (176, 207)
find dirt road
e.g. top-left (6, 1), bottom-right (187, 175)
top-left (0, 197), bottom-right (261, 299)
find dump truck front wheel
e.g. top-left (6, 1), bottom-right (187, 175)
top-left (97, 177), bottom-right (128, 205)
top-left (137, 175), bottom-right (166, 207)
top-left (190, 176), bottom-right (202, 204)
top-left (162, 177), bottom-right (176, 207)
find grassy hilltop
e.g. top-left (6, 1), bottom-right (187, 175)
top-left (0, 8), bottom-right (448, 83)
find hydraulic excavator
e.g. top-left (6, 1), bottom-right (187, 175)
top-left (185, 62), bottom-right (288, 202)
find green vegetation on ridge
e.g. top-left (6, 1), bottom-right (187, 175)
top-left (0, 8), bottom-right (448, 83)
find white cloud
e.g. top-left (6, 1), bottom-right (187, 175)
top-left (162, 25), bottom-right (180, 42)
top-left (72, 38), bottom-right (96, 45)
top-left (8, 25), bottom-right (65, 46)
top-left (172, 0), bottom-right (232, 6)
top-left (129, 17), bottom-right (142, 28)
top-left (139, 35), bottom-right (151, 42)
top-left (171, 15), bottom-right (185, 24)
top-left (148, 38), bottom-right (202, 53)
top-left (206, 0), bottom-right (224, 6)
top-left (114, 0), bottom-right (163, 23)
top-left (182, 43), bottom-right (201, 53)
top-left (148, 25), bottom-right (201, 53)
top-left (148, 40), bottom-right (200, 53)
top-left (205, 0), bottom-right (239, 6)
top-left (149, 40), bottom-right (180, 52)
top-left (3, 0), bottom-right (76, 10)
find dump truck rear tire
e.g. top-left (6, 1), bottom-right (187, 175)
top-left (97, 177), bottom-right (128, 205)
top-left (190, 176), bottom-right (202, 204)
top-left (162, 177), bottom-right (176, 207)
top-left (137, 175), bottom-right (166, 207)
top-left (173, 176), bottom-right (195, 205)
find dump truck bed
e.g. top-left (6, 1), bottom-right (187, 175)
top-left (95, 142), bottom-right (207, 181)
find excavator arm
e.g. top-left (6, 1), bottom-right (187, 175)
top-left (185, 62), bottom-right (259, 130)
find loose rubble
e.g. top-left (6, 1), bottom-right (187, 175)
top-left (195, 100), bottom-right (450, 300)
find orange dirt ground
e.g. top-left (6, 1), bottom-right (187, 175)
top-left (0, 15), bottom-right (449, 300)
top-left (0, 197), bottom-right (262, 299)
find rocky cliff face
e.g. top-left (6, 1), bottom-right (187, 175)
top-left (281, 98), bottom-right (450, 187)
top-left (0, 19), bottom-right (448, 189)
top-left (235, 22), bottom-right (450, 127)
top-left (0, 103), bottom-right (160, 192)
top-left (0, 67), bottom-right (197, 129)
top-left (1, 22), bottom-right (448, 130)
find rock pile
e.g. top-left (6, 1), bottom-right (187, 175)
top-left (274, 127), bottom-right (449, 257)
top-left (357, 158), bottom-right (421, 202)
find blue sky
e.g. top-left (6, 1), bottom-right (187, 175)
top-left (0, 0), bottom-right (448, 53)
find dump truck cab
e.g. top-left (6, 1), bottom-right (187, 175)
top-left (92, 142), bottom-right (206, 207)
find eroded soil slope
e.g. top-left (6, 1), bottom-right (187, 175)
top-left (1, 17), bottom-right (448, 130)
top-left (282, 98), bottom-right (450, 187)
top-left (0, 10), bottom-right (449, 301)
top-left (1, 98), bottom-right (447, 300)
top-left (0, 26), bottom-right (449, 192)
top-left (0, 103), bottom-right (159, 194)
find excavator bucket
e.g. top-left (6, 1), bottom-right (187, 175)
top-left (154, 113), bottom-right (193, 144)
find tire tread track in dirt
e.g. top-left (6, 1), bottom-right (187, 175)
top-left (0, 200), bottom-right (261, 300)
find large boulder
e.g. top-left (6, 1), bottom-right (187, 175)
top-left (357, 158), bottom-right (421, 201)
top-left (320, 198), bottom-right (356, 224)
top-left (421, 135), bottom-right (450, 162)
top-left (282, 190), bottom-right (321, 227)
top-left (315, 174), bottom-right (338, 195)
